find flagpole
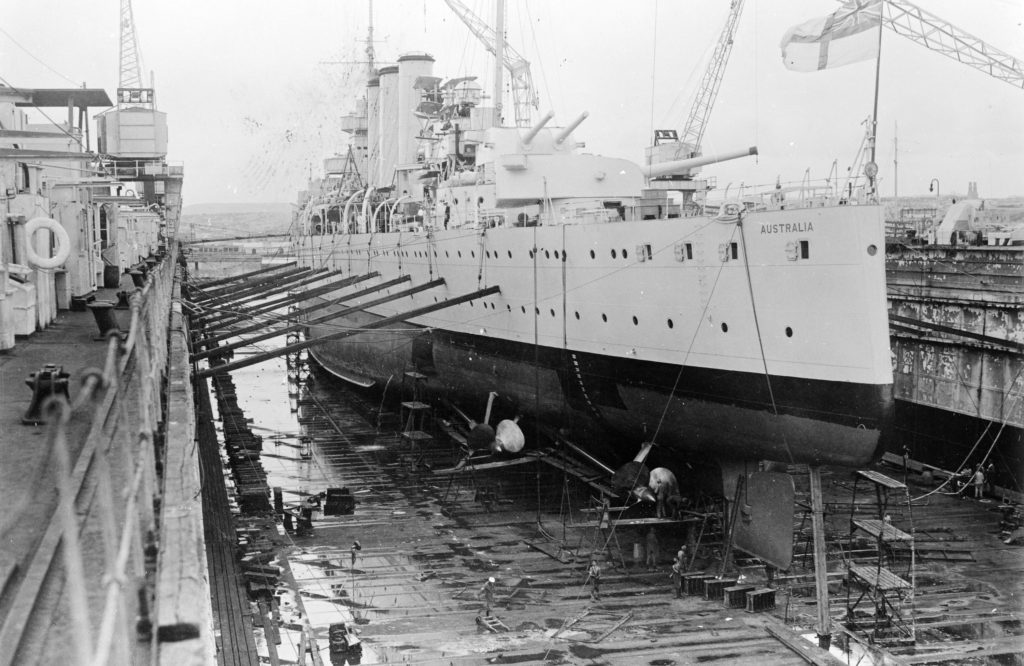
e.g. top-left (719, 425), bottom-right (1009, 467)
top-left (868, 0), bottom-right (885, 197)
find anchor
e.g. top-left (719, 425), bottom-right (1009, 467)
top-left (22, 364), bottom-right (71, 425)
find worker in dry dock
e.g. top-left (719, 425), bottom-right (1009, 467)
top-left (479, 577), bottom-right (496, 615)
top-left (669, 558), bottom-right (684, 598)
top-left (973, 466), bottom-right (986, 499)
top-left (645, 527), bottom-right (659, 570)
top-left (587, 559), bottom-right (602, 601)
top-left (350, 540), bottom-right (361, 568)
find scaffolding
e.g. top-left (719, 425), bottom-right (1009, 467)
top-left (844, 470), bottom-right (916, 646)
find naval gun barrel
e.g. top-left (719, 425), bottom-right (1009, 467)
top-left (641, 145), bottom-right (758, 179)
top-left (521, 110), bottom-right (555, 145)
top-left (554, 112), bottom-right (589, 145)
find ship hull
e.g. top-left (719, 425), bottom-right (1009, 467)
top-left (297, 204), bottom-right (894, 467)
top-left (307, 305), bottom-right (892, 467)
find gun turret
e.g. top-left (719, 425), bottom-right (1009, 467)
top-left (642, 146), bottom-right (758, 179)
top-left (521, 111), bottom-right (554, 145)
top-left (554, 112), bottom-right (589, 145)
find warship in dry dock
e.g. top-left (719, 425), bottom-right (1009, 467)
top-left (289, 13), bottom-right (894, 486)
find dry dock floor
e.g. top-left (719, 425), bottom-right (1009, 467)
top-left (213, 360), bottom-right (1023, 666)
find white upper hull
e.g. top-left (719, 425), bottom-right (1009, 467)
top-left (296, 203), bottom-right (892, 389)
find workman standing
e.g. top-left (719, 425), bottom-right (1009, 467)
top-left (645, 527), bottom-right (659, 570)
top-left (669, 558), bottom-right (684, 598)
top-left (350, 540), bottom-right (361, 568)
top-left (587, 560), bottom-right (602, 601)
top-left (479, 577), bottom-right (496, 615)
top-left (973, 467), bottom-right (985, 499)
top-left (676, 545), bottom-right (688, 570)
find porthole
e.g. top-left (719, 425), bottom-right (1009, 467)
top-left (632, 316), bottom-right (638, 326)
top-left (529, 250), bottom-right (535, 259)
top-left (601, 313), bottom-right (608, 322)
top-left (486, 251), bottom-right (491, 258)
top-left (589, 250), bottom-right (596, 259)
top-left (445, 251), bottom-right (449, 257)
top-left (507, 304), bottom-right (512, 312)
top-left (471, 250), bottom-right (475, 258)
top-left (611, 249), bottom-right (617, 259)
top-left (434, 250), bottom-right (438, 257)
top-left (667, 319), bottom-right (674, 329)
top-left (545, 250), bottom-right (550, 259)
top-left (458, 251), bottom-right (462, 258)
top-left (867, 244), bottom-right (878, 256)
top-left (574, 311), bottom-right (580, 320)
top-left (553, 250), bottom-right (559, 259)
top-left (721, 322), bottom-right (729, 333)
top-left (521, 306), bottom-right (526, 313)
top-left (623, 249), bottom-right (629, 259)
top-left (785, 326), bottom-right (793, 337)
top-left (507, 250), bottom-right (512, 258)
top-left (535, 307), bottom-right (540, 315)
top-left (550, 308), bottom-right (555, 317)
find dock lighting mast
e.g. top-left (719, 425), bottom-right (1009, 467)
top-left (442, 0), bottom-right (539, 127)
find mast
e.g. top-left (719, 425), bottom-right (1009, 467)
top-left (366, 0), bottom-right (375, 77)
top-left (493, 0), bottom-right (505, 126)
top-left (867, 0), bottom-right (884, 196)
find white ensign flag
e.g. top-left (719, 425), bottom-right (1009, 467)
top-left (780, 1), bottom-right (882, 72)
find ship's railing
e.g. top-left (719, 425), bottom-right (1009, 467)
top-left (700, 176), bottom-right (875, 212)
top-left (34, 242), bottom-right (212, 665)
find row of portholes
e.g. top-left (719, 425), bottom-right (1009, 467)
top-left (420, 296), bottom-right (797, 338)
top-left (348, 247), bottom-right (639, 261)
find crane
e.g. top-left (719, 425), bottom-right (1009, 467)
top-left (116, 0), bottom-right (154, 107)
top-left (442, 0), bottom-right (539, 127)
top-left (867, 0), bottom-right (1023, 89)
top-left (118, 0), bottom-right (143, 89)
top-left (649, 0), bottom-right (746, 180)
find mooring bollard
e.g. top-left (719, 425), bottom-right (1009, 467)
top-left (115, 290), bottom-right (132, 309)
top-left (22, 364), bottom-right (71, 425)
top-left (87, 301), bottom-right (120, 339)
top-left (128, 270), bottom-right (146, 288)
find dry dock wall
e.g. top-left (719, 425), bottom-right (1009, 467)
top-left (156, 269), bottom-right (215, 665)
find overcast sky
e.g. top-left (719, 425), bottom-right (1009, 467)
top-left (4, 0), bottom-right (1023, 204)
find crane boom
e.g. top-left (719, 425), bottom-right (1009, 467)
top-left (680, 0), bottom-right (746, 149)
top-left (118, 0), bottom-right (144, 89)
top-left (442, 0), bottom-right (539, 127)
top-left (879, 0), bottom-right (1024, 89)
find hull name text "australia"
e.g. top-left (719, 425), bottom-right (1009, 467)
top-left (760, 221), bottom-right (814, 234)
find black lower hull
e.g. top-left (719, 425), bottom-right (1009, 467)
top-left (308, 309), bottom-right (893, 468)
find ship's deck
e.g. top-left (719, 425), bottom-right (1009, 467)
top-left (0, 283), bottom-right (148, 664)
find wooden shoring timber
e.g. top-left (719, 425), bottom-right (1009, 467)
top-left (199, 272), bottom-right (400, 346)
top-left (194, 268), bottom-right (343, 325)
top-left (191, 260), bottom-right (297, 289)
top-left (194, 284), bottom-right (500, 378)
top-left (192, 268), bottom-right (334, 316)
top-left (200, 271), bottom-right (380, 332)
top-left (191, 265), bottom-right (312, 304)
top-left (190, 275), bottom-right (426, 362)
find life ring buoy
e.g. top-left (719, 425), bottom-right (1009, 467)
top-left (24, 217), bottom-right (71, 269)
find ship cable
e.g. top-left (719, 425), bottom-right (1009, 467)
top-left (647, 224), bottom-right (734, 446)
top-left (910, 369), bottom-right (1021, 502)
top-left (736, 209), bottom-right (796, 465)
